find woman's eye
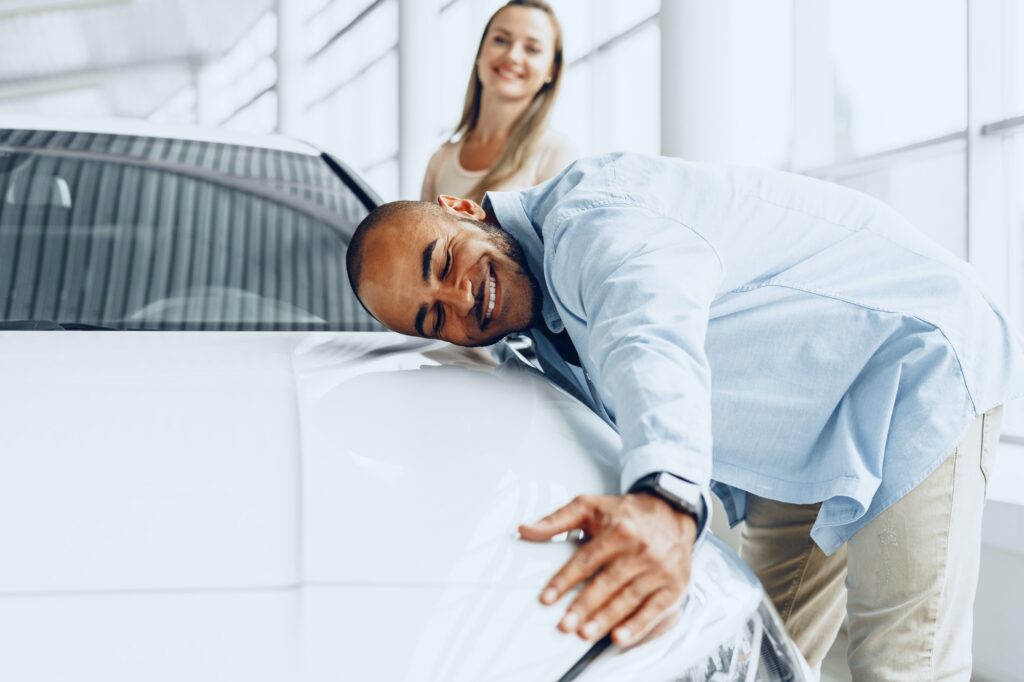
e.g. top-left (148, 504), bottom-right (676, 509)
top-left (493, 36), bottom-right (507, 45)
top-left (527, 46), bottom-right (540, 55)
top-left (442, 251), bottom-right (452, 279)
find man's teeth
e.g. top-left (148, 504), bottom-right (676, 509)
top-left (484, 274), bottom-right (496, 321)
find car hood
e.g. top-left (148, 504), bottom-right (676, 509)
top-left (0, 331), bottom-right (622, 589)
top-left (0, 331), bottom-right (788, 681)
top-left (0, 331), bottom-right (624, 679)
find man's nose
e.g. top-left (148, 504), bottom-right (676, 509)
top-left (438, 278), bottom-right (475, 317)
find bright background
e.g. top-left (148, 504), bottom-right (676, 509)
top-left (1, 1), bottom-right (1022, 679)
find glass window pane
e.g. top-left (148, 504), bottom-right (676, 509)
top-left (437, 0), bottom-right (475, 133)
top-left (149, 86), bottom-right (197, 126)
top-left (551, 0), bottom-right (658, 68)
top-left (587, 0), bottom-right (658, 46)
top-left (1003, 133), bottom-right (1024, 436)
top-left (307, 0), bottom-right (397, 106)
top-left (589, 21), bottom-right (660, 155)
top-left (223, 90), bottom-right (278, 136)
top-left (353, 51), bottom-right (399, 168)
top-left (306, 0), bottom-right (381, 53)
top-left (1011, 0), bottom-right (1024, 117)
top-left (549, 0), bottom-right (595, 62)
top-left (314, 50), bottom-right (398, 177)
top-left (551, 58), bottom-right (592, 155)
top-left (362, 157), bottom-right (400, 203)
top-left (822, 141), bottom-right (967, 258)
top-left (202, 12), bottom-right (278, 125)
top-left (437, 0), bottom-right (505, 134)
top-left (732, 0), bottom-right (793, 168)
top-left (827, 0), bottom-right (966, 158)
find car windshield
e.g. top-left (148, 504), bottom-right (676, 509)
top-left (0, 128), bottom-right (382, 331)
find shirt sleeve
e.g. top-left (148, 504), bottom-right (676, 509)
top-left (546, 205), bottom-right (723, 509)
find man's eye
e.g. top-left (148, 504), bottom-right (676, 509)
top-left (442, 251), bottom-right (452, 279)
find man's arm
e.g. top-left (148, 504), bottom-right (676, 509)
top-left (521, 206), bottom-right (723, 646)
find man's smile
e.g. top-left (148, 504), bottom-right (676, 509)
top-left (484, 265), bottom-right (499, 330)
top-left (475, 262), bottom-right (499, 331)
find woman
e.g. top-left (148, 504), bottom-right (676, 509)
top-left (421, 0), bottom-right (576, 204)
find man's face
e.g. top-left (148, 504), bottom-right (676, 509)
top-left (357, 197), bottom-right (541, 347)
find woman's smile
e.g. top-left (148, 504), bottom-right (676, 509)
top-left (493, 63), bottom-right (525, 81)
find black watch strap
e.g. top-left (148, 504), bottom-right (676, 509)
top-left (629, 472), bottom-right (706, 529)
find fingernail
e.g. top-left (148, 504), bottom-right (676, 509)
top-left (581, 621), bottom-right (599, 640)
top-left (541, 588), bottom-right (557, 604)
top-left (614, 627), bottom-right (631, 644)
top-left (559, 611), bottom-right (579, 631)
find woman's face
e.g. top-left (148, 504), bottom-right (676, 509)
top-left (477, 5), bottom-right (557, 104)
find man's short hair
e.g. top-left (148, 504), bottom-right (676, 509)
top-left (346, 200), bottom-right (447, 301)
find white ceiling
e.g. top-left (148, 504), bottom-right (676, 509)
top-left (0, 0), bottom-right (275, 117)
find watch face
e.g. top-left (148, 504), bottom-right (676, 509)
top-left (656, 473), bottom-right (702, 508)
top-left (656, 473), bottom-right (685, 498)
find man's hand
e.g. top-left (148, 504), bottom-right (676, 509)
top-left (518, 493), bottom-right (697, 647)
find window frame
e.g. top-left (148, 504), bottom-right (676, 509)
top-left (791, 0), bottom-right (1024, 441)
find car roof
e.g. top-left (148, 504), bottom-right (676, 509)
top-left (0, 114), bottom-right (321, 156)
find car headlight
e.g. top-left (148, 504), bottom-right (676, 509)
top-left (575, 534), bottom-right (811, 681)
top-left (673, 597), bottom-right (805, 681)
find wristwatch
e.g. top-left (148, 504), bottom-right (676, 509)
top-left (629, 472), bottom-right (707, 530)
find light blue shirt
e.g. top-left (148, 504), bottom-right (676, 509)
top-left (486, 153), bottom-right (1024, 555)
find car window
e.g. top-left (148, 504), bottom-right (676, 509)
top-left (0, 129), bottom-right (382, 331)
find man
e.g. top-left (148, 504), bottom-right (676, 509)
top-left (346, 153), bottom-right (1024, 679)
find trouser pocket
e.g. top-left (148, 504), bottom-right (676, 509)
top-left (979, 405), bottom-right (1004, 488)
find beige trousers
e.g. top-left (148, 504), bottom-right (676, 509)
top-left (740, 407), bottom-right (1002, 681)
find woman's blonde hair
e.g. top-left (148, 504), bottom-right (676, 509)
top-left (453, 0), bottom-right (564, 203)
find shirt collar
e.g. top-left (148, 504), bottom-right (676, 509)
top-left (483, 190), bottom-right (564, 333)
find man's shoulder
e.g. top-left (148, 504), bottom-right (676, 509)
top-left (535, 153), bottom-right (635, 211)
top-left (537, 154), bottom-right (668, 228)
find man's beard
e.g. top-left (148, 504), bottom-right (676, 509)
top-left (460, 217), bottom-right (544, 345)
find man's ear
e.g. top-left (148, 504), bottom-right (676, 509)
top-left (437, 194), bottom-right (487, 221)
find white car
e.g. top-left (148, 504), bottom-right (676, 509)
top-left (0, 117), bottom-right (811, 681)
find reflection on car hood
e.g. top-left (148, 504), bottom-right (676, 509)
top-left (0, 331), bottom-right (767, 681)
top-left (0, 331), bottom-right (619, 593)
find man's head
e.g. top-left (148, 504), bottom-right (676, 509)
top-left (347, 196), bottom-right (542, 347)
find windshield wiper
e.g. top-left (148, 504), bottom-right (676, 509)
top-left (0, 320), bottom-right (119, 330)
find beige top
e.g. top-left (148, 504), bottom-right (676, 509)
top-left (420, 128), bottom-right (578, 201)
